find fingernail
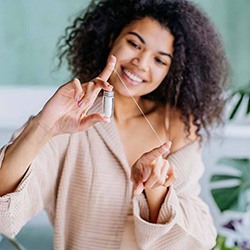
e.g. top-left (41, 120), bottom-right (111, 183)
top-left (162, 143), bottom-right (169, 150)
top-left (110, 55), bottom-right (116, 64)
top-left (105, 82), bottom-right (113, 89)
top-left (165, 140), bottom-right (172, 147)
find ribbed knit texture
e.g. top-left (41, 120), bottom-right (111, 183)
top-left (0, 97), bottom-right (216, 249)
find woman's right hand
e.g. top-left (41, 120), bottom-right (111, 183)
top-left (37, 55), bottom-right (116, 136)
top-left (0, 57), bottom-right (116, 196)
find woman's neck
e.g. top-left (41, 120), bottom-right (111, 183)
top-left (113, 91), bottom-right (158, 124)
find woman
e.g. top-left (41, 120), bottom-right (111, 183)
top-left (0, 0), bottom-right (229, 249)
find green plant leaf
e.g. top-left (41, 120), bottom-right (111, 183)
top-left (210, 157), bottom-right (250, 212)
top-left (210, 174), bottom-right (241, 182)
top-left (247, 94), bottom-right (250, 115)
top-left (213, 235), bottom-right (226, 250)
top-left (218, 158), bottom-right (250, 167)
top-left (213, 235), bottom-right (242, 250)
top-left (229, 93), bottom-right (244, 120)
top-left (217, 158), bottom-right (250, 180)
top-left (228, 81), bottom-right (250, 120)
top-left (211, 185), bottom-right (247, 212)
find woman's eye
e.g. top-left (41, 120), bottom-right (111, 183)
top-left (127, 40), bottom-right (141, 49)
top-left (155, 57), bottom-right (167, 66)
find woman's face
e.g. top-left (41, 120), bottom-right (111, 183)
top-left (109, 17), bottom-right (174, 98)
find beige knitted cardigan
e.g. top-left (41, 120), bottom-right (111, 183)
top-left (0, 98), bottom-right (216, 249)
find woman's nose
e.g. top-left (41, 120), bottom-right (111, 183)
top-left (131, 52), bottom-right (150, 72)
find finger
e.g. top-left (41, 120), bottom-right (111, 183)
top-left (78, 81), bottom-right (99, 111)
top-left (134, 181), bottom-right (144, 196)
top-left (72, 78), bottom-right (84, 103)
top-left (150, 160), bottom-right (169, 189)
top-left (92, 77), bottom-right (113, 93)
top-left (77, 57), bottom-right (116, 111)
top-left (151, 160), bottom-right (169, 189)
top-left (131, 162), bottom-right (143, 185)
top-left (161, 160), bottom-right (169, 182)
top-left (162, 175), bottom-right (175, 187)
top-left (144, 158), bottom-right (162, 189)
top-left (162, 141), bottom-right (172, 159)
top-left (162, 164), bottom-right (177, 187)
top-left (78, 78), bottom-right (112, 112)
top-left (151, 181), bottom-right (165, 189)
top-left (99, 55), bottom-right (116, 81)
top-left (79, 113), bottom-right (109, 131)
top-left (141, 142), bottom-right (172, 165)
top-left (142, 165), bottom-right (152, 182)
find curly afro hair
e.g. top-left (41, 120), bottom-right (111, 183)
top-left (57, 0), bottom-right (230, 138)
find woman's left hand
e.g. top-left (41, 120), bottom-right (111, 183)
top-left (131, 141), bottom-right (176, 195)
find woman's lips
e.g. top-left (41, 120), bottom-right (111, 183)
top-left (121, 67), bottom-right (145, 86)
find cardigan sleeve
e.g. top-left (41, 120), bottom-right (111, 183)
top-left (132, 141), bottom-right (217, 250)
top-left (0, 126), bottom-right (66, 238)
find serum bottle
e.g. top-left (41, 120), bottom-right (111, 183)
top-left (102, 90), bottom-right (114, 118)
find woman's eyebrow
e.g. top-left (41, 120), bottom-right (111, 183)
top-left (159, 52), bottom-right (173, 61)
top-left (127, 31), bottom-right (173, 61)
top-left (127, 31), bottom-right (145, 44)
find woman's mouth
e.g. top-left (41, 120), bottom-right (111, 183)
top-left (121, 67), bottom-right (145, 86)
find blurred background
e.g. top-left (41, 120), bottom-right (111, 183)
top-left (0, 0), bottom-right (249, 249)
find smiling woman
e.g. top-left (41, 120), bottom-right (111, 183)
top-left (0, 0), bottom-right (229, 249)
top-left (109, 17), bottom-right (174, 99)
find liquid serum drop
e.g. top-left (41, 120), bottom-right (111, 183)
top-left (102, 90), bottom-right (114, 118)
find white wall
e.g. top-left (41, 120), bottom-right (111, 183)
top-left (0, 86), bottom-right (57, 130)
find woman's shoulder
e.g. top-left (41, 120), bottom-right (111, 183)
top-left (166, 106), bottom-right (198, 154)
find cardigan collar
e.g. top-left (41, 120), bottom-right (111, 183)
top-left (90, 97), bottom-right (130, 178)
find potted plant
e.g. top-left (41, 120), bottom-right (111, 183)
top-left (211, 158), bottom-right (250, 250)
top-left (227, 82), bottom-right (250, 121)
top-left (210, 82), bottom-right (250, 250)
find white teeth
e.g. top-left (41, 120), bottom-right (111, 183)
top-left (123, 69), bottom-right (143, 83)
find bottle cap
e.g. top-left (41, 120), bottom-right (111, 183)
top-left (103, 91), bottom-right (114, 97)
